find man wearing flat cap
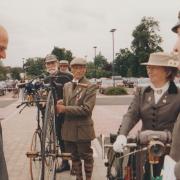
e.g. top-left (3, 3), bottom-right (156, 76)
top-left (59, 60), bottom-right (72, 75)
top-left (44, 54), bottom-right (73, 173)
top-left (113, 52), bottom-right (180, 179)
top-left (56, 57), bottom-right (97, 180)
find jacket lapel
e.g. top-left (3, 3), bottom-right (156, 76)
top-left (68, 77), bottom-right (87, 103)
top-left (145, 89), bottom-right (155, 105)
top-left (156, 91), bottom-right (170, 108)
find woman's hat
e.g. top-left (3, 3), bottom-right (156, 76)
top-left (141, 52), bottom-right (180, 68)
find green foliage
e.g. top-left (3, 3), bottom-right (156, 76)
top-left (86, 53), bottom-right (112, 79)
top-left (24, 57), bottom-right (45, 77)
top-left (104, 87), bottom-right (128, 95)
top-left (10, 67), bottom-right (23, 80)
top-left (0, 64), bottom-right (7, 80)
top-left (51, 46), bottom-right (73, 62)
top-left (114, 16), bottom-right (163, 77)
top-left (131, 16), bottom-right (163, 77)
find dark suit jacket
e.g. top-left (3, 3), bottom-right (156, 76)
top-left (62, 77), bottom-right (97, 142)
top-left (0, 123), bottom-right (9, 180)
top-left (119, 82), bottom-right (180, 135)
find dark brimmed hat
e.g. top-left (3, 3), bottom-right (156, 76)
top-left (45, 54), bottom-right (58, 63)
top-left (70, 57), bottom-right (87, 66)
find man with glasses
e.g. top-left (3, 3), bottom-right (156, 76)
top-left (59, 60), bottom-right (72, 75)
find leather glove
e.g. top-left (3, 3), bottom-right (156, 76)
top-left (113, 135), bottom-right (127, 152)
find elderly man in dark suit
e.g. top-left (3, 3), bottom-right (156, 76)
top-left (0, 25), bottom-right (9, 180)
top-left (113, 52), bottom-right (180, 179)
top-left (44, 54), bottom-right (73, 173)
top-left (56, 57), bottom-right (97, 180)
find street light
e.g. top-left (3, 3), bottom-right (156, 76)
top-left (110, 28), bottom-right (116, 87)
top-left (93, 46), bottom-right (97, 81)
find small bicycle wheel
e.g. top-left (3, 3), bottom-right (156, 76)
top-left (41, 91), bottom-right (57, 180)
top-left (29, 131), bottom-right (42, 180)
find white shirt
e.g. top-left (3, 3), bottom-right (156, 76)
top-left (150, 82), bottom-right (169, 104)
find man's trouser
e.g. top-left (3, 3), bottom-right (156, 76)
top-left (55, 115), bottom-right (66, 152)
top-left (0, 123), bottom-right (9, 180)
top-left (65, 141), bottom-right (94, 180)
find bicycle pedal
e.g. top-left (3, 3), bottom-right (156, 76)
top-left (26, 151), bottom-right (39, 158)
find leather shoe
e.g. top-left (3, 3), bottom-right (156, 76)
top-left (56, 162), bottom-right (70, 173)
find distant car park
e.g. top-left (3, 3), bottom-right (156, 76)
top-left (0, 81), bottom-right (6, 96)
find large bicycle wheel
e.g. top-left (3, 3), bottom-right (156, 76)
top-left (41, 91), bottom-right (57, 180)
top-left (29, 130), bottom-right (42, 180)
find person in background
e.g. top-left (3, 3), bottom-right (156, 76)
top-left (59, 60), bottom-right (72, 74)
top-left (0, 24), bottom-right (9, 180)
top-left (44, 54), bottom-right (73, 173)
top-left (172, 11), bottom-right (180, 54)
top-left (56, 57), bottom-right (97, 180)
top-left (113, 52), bottom-right (180, 180)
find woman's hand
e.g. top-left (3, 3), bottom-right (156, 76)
top-left (113, 135), bottom-right (127, 152)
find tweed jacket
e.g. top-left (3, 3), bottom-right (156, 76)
top-left (61, 77), bottom-right (97, 142)
top-left (119, 82), bottom-right (180, 136)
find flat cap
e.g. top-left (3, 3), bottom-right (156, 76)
top-left (70, 57), bottom-right (87, 66)
top-left (59, 60), bottom-right (69, 65)
top-left (45, 54), bottom-right (58, 63)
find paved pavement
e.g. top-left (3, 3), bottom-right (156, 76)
top-left (0, 92), bottom-right (133, 180)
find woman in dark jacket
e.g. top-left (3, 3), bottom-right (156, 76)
top-left (113, 52), bottom-right (180, 179)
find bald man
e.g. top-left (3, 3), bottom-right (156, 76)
top-left (0, 25), bottom-right (9, 180)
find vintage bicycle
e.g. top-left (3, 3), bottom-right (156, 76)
top-left (102, 130), bottom-right (172, 180)
top-left (17, 75), bottom-right (72, 180)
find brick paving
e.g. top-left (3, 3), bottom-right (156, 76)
top-left (0, 94), bottom-right (134, 180)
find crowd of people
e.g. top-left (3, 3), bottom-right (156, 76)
top-left (0, 11), bottom-right (180, 180)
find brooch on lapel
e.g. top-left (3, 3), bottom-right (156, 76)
top-left (162, 96), bottom-right (167, 104)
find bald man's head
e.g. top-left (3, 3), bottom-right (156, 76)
top-left (0, 25), bottom-right (8, 60)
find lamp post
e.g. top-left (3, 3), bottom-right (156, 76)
top-left (93, 46), bottom-right (97, 81)
top-left (110, 28), bottom-right (116, 87)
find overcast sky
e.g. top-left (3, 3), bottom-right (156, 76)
top-left (0, 0), bottom-right (179, 67)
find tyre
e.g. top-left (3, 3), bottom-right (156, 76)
top-left (41, 91), bottom-right (57, 180)
top-left (29, 131), bottom-right (42, 180)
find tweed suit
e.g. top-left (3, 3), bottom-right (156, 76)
top-left (62, 77), bottom-right (96, 179)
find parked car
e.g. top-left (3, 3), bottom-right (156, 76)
top-left (133, 78), bottom-right (150, 94)
top-left (0, 81), bottom-right (6, 96)
top-left (99, 79), bottom-right (114, 94)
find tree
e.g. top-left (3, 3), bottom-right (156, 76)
top-left (114, 48), bottom-right (134, 77)
top-left (51, 46), bottom-right (73, 63)
top-left (131, 16), bottom-right (163, 76)
top-left (0, 64), bottom-right (7, 80)
top-left (10, 67), bottom-right (23, 80)
top-left (24, 57), bottom-right (45, 77)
